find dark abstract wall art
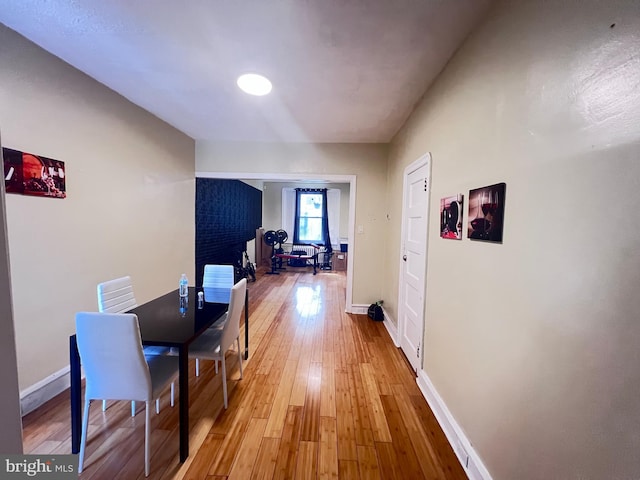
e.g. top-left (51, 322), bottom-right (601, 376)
top-left (467, 183), bottom-right (506, 243)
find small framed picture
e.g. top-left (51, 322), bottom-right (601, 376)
top-left (440, 194), bottom-right (464, 240)
top-left (467, 183), bottom-right (506, 242)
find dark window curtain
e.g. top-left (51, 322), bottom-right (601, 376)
top-left (293, 189), bottom-right (302, 244)
top-left (320, 189), bottom-right (332, 252)
top-left (293, 188), bottom-right (332, 248)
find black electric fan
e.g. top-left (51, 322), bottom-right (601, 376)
top-left (275, 229), bottom-right (288, 253)
top-left (264, 230), bottom-right (278, 250)
top-left (264, 229), bottom-right (288, 274)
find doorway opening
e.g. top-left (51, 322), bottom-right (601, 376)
top-left (196, 171), bottom-right (357, 313)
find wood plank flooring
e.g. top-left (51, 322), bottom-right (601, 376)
top-left (22, 268), bottom-right (467, 479)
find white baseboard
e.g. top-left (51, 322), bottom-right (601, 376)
top-left (20, 366), bottom-right (71, 416)
top-left (417, 369), bottom-right (493, 480)
top-left (350, 303), bottom-right (369, 315)
top-left (382, 308), bottom-right (399, 347)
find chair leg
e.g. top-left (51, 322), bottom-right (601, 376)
top-left (221, 355), bottom-right (228, 409)
top-left (155, 398), bottom-right (160, 414)
top-left (195, 358), bottom-right (200, 377)
top-left (236, 337), bottom-right (243, 379)
top-left (102, 399), bottom-right (107, 412)
top-left (132, 400), bottom-right (136, 417)
top-left (215, 359), bottom-right (218, 374)
top-left (78, 398), bottom-right (91, 473)
top-left (171, 382), bottom-right (175, 407)
top-left (145, 401), bottom-right (150, 477)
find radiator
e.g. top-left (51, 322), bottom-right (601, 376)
top-left (289, 244), bottom-right (316, 256)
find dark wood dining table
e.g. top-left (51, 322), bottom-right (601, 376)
top-left (69, 286), bottom-right (249, 462)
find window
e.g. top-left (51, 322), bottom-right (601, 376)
top-left (291, 188), bottom-right (333, 247)
top-left (282, 188), bottom-right (340, 247)
top-left (297, 192), bottom-right (323, 242)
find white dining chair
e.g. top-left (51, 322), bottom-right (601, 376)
top-left (76, 312), bottom-right (179, 477)
top-left (194, 264), bottom-right (236, 376)
top-left (97, 276), bottom-right (174, 415)
top-left (189, 278), bottom-right (246, 409)
top-left (202, 264), bottom-right (235, 290)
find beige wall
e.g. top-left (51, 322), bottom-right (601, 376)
top-left (0, 26), bottom-right (196, 391)
top-left (197, 142), bottom-right (388, 305)
top-left (261, 181), bottom-right (350, 241)
top-left (385, 0), bottom-right (640, 479)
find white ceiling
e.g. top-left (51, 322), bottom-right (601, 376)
top-left (0, 0), bottom-right (492, 143)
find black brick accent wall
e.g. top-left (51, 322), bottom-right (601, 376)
top-left (195, 178), bottom-right (262, 286)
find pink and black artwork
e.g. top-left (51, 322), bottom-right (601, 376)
top-left (440, 194), bottom-right (464, 240)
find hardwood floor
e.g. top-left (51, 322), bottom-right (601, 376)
top-left (22, 268), bottom-right (467, 479)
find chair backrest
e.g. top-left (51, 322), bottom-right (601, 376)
top-left (219, 278), bottom-right (247, 352)
top-left (97, 276), bottom-right (138, 314)
top-left (202, 287), bottom-right (231, 304)
top-left (75, 312), bottom-right (152, 401)
top-left (202, 265), bottom-right (234, 289)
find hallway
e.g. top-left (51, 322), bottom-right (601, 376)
top-left (22, 269), bottom-right (465, 479)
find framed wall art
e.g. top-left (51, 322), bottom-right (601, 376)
top-left (467, 182), bottom-right (506, 242)
top-left (3, 147), bottom-right (66, 199)
top-left (440, 194), bottom-right (464, 240)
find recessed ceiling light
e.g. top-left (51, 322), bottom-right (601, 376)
top-left (237, 73), bottom-right (272, 96)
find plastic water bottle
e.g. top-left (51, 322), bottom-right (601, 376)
top-left (179, 273), bottom-right (188, 298)
top-left (179, 296), bottom-right (188, 317)
top-left (197, 291), bottom-right (204, 309)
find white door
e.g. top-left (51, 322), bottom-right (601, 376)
top-left (398, 155), bottom-right (430, 372)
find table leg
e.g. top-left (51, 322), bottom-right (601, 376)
top-left (70, 335), bottom-right (81, 454)
top-left (244, 290), bottom-right (249, 359)
top-left (179, 345), bottom-right (189, 462)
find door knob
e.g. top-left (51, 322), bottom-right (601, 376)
top-left (403, 255), bottom-right (407, 261)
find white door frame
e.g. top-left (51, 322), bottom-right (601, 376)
top-left (397, 152), bottom-right (431, 371)
top-left (196, 171), bottom-right (357, 313)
